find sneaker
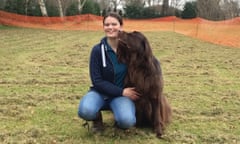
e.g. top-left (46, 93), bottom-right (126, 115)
top-left (92, 112), bottom-right (104, 133)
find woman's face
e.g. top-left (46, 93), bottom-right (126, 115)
top-left (103, 16), bottom-right (122, 39)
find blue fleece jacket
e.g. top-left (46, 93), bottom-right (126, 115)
top-left (89, 37), bottom-right (127, 97)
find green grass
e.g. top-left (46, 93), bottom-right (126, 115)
top-left (0, 26), bottom-right (240, 144)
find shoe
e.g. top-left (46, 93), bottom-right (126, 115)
top-left (92, 112), bottom-right (104, 133)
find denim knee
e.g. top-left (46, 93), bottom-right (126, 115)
top-left (111, 97), bottom-right (136, 129)
top-left (78, 91), bottom-right (105, 121)
top-left (78, 105), bottom-right (97, 121)
top-left (117, 115), bottom-right (136, 129)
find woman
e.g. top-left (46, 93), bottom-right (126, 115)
top-left (78, 12), bottom-right (139, 132)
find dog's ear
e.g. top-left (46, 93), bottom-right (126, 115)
top-left (136, 32), bottom-right (152, 57)
top-left (133, 31), bottom-right (141, 35)
top-left (143, 39), bottom-right (152, 56)
top-left (135, 33), bottom-right (153, 63)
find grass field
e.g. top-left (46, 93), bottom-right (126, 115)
top-left (0, 26), bottom-right (240, 144)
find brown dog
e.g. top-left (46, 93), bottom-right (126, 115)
top-left (117, 31), bottom-right (172, 138)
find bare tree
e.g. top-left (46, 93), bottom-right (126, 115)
top-left (47, 0), bottom-right (75, 16)
top-left (38, 0), bottom-right (48, 16)
top-left (77, 0), bottom-right (87, 14)
top-left (197, 0), bottom-right (240, 20)
top-left (0, 0), bottom-right (7, 10)
top-left (170, 0), bottom-right (183, 10)
top-left (25, 0), bottom-right (29, 15)
top-left (145, 0), bottom-right (151, 6)
top-left (56, 0), bottom-right (64, 17)
top-left (125, 0), bottom-right (145, 5)
top-left (95, 0), bottom-right (110, 13)
top-left (197, 0), bottom-right (223, 20)
top-left (221, 0), bottom-right (239, 19)
top-left (110, 0), bottom-right (123, 11)
top-left (161, 0), bottom-right (169, 16)
top-left (144, 0), bottom-right (162, 6)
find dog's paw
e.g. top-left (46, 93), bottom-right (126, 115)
top-left (154, 127), bottom-right (163, 138)
top-left (156, 132), bottom-right (163, 138)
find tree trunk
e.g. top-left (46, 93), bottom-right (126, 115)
top-left (38, 0), bottom-right (48, 16)
top-left (25, 0), bottom-right (28, 15)
top-left (56, 0), bottom-right (64, 17)
top-left (161, 0), bottom-right (169, 16)
top-left (77, 0), bottom-right (87, 14)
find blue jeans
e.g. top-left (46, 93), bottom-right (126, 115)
top-left (78, 90), bottom-right (136, 129)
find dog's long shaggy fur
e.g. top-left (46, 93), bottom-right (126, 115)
top-left (117, 31), bottom-right (172, 138)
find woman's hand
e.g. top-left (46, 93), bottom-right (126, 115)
top-left (122, 87), bottom-right (140, 101)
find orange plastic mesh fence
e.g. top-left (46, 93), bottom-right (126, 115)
top-left (0, 10), bottom-right (239, 48)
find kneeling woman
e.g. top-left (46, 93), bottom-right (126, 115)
top-left (78, 12), bottom-right (139, 132)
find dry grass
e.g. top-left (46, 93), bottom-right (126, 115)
top-left (0, 27), bottom-right (240, 144)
